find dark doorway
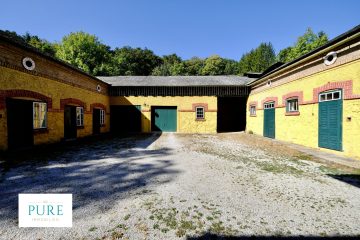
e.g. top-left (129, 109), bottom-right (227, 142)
top-left (217, 97), bottom-right (247, 132)
top-left (151, 106), bottom-right (177, 132)
top-left (6, 98), bottom-right (34, 150)
top-left (92, 109), bottom-right (101, 135)
top-left (110, 105), bottom-right (141, 134)
top-left (64, 105), bottom-right (77, 139)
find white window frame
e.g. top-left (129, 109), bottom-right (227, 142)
top-left (100, 109), bottom-right (105, 125)
top-left (195, 107), bottom-right (205, 119)
top-left (264, 102), bottom-right (275, 109)
top-left (33, 102), bottom-right (47, 129)
top-left (286, 98), bottom-right (299, 112)
top-left (250, 105), bottom-right (256, 116)
top-left (319, 90), bottom-right (342, 102)
top-left (76, 107), bottom-right (84, 126)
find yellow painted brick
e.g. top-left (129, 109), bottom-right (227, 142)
top-left (247, 60), bottom-right (360, 160)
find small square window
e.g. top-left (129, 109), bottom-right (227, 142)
top-left (196, 107), bottom-right (205, 119)
top-left (76, 107), bottom-right (84, 126)
top-left (33, 102), bottom-right (47, 129)
top-left (250, 106), bottom-right (256, 116)
top-left (286, 98), bottom-right (299, 112)
top-left (320, 94), bottom-right (326, 101)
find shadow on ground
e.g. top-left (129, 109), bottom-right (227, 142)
top-left (327, 174), bottom-right (360, 188)
top-left (0, 133), bottom-right (180, 221)
top-left (187, 233), bottom-right (360, 240)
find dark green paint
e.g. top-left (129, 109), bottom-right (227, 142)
top-left (264, 108), bottom-right (275, 139)
top-left (319, 98), bottom-right (342, 151)
top-left (153, 107), bottom-right (177, 132)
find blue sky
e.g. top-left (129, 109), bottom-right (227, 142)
top-left (1, 0), bottom-right (359, 60)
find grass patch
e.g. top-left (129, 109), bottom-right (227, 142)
top-left (209, 221), bottom-right (225, 234)
top-left (124, 214), bottom-right (131, 221)
top-left (318, 165), bottom-right (346, 175)
top-left (89, 226), bottom-right (97, 232)
top-left (111, 231), bottom-right (124, 239)
top-left (259, 162), bottom-right (304, 175)
top-left (295, 154), bottom-right (313, 161)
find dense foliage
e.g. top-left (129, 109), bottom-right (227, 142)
top-left (238, 42), bottom-right (276, 74)
top-left (3, 28), bottom-right (328, 76)
top-left (277, 28), bottom-right (328, 63)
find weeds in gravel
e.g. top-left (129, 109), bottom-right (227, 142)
top-left (257, 161), bottom-right (304, 175)
top-left (111, 230), bottom-right (124, 239)
top-left (142, 197), bottom-right (239, 238)
top-left (123, 214), bottom-right (131, 221)
top-left (89, 226), bottom-right (97, 232)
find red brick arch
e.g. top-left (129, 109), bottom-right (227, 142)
top-left (60, 98), bottom-right (86, 110)
top-left (90, 103), bottom-right (107, 113)
top-left (260, 97), bottom-right (278, 109)
top-left (0, 89), bottom-right (52, 110)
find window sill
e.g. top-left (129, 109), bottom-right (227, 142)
top-left (77, 125), bottom-right (85, 129)
top-left (33, 128), bottom-right (49, 135)
top-left (285, 111), bottom-right (300, 116)
top-left (195, 118), bottom-right (206, 121)
top-left (101, 124), bottom-right (106, 127)
top-left (250, 114), bottom-right (257, 117)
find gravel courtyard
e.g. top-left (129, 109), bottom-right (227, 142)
top-left (0, 133), bottom-right (360, 240)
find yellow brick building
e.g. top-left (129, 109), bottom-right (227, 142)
top-left (0, 32), bottom-right (250, 151)
top-left (100, 76), bottom-right (249, 134)
top-left (0, 33), bottom-right (110, 151)
top-left (1, 25), bottom-right (360, 161)
top-left (246, 25), bottom-right (360, 159)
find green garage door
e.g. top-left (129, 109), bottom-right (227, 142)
top-left (263, 102), bottom-right (275, 139)
top-left (152, 107), bottom-right (177, 132)
top-left (319, 90), bottom-right (342, 151)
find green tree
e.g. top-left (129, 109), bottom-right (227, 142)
top-left (112, 46), bottom-right (162, 75)
top-left (277, 46), bottom-right (292, 63)
top-left (55, 31), bottom-right (111, 75)
top-left (183, 57), bottom-right (205, 75)
top-left (277, 28), bottom-right (328, 62)
top-left (201, 55), bottom-right (226, 75)
top-left (23, 33), bottom-right (56, 56)
top-left (223, 59), bottom-right (239, 75)
top-left (152, 54), bottom-right (184, 76)
top-left (238, 42), bottom-right (276, 74)
top-left (2, 30), bottom-right (56, 56)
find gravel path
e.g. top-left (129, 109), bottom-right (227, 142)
top-left (0, 133), bottom-right (360, 239)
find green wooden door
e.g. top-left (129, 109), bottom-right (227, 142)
top-left (263, 102), bottom-right (275, 139)
top-left (153, 107), bottom-right (177, 132)
top-left (318, 91), bottom-right (342, 151)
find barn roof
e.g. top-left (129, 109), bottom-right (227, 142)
top-left (97, 75), bottom-right (252, 87)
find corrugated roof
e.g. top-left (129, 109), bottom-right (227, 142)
top-left (97, 75), bottom-right (252, 87)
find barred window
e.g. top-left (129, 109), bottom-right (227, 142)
top-left (33, 102), bottom-right (47, 129)
top-left (196, 107), bottom-right (205, 119)
top-left (100, 109), bottom-right (105, 125)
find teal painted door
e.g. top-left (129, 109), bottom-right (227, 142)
top-left (319, 92), bottom-right (342, 151)
top-left (263, 105), bottom-right (275, 139)
top-left (152, 107), bottom-right (177, 132)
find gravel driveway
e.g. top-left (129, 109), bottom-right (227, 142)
top-left (0, 133), bottom-right (360, 239)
